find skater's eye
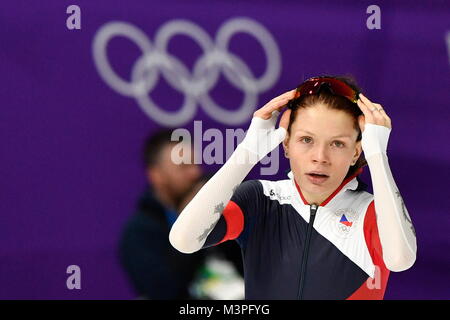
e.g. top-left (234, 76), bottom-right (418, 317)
top-left (332, 140), bottom-right (345, 148)
top-left (299, 136), bottom-right (312, 144)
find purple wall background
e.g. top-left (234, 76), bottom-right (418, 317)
top-left (1, 0), bottom-right (449, 299)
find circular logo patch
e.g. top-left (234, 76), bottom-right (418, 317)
top-left (332, 208), bottom-right (360, 238)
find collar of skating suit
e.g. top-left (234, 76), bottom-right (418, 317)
top-left (287, 167), bottom-right (364, 207)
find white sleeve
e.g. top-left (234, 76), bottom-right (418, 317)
top-left (362, 124), bottom-right (417, 272)
top-left (169, 112), bottom-right (286, 253)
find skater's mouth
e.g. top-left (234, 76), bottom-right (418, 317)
top-left (306, 171), bottom-right (330, 178)
top-left (306, 171), bottom-right (330, 184)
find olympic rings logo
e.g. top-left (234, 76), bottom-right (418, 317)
top-left (92, 18), bottom-right (281, 126)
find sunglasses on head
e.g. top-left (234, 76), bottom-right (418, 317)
top-left (287, 77), bottom-right (360, 109)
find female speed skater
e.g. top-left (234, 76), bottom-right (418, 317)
top-left (169, 76), bottom-right (417, 300)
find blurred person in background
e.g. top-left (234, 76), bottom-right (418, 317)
top-left (119, 129), bottom-right (244, 299)
top-left (119, 129), bottom-right (203, 299)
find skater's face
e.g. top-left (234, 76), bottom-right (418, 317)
top-left (283, 103), bottom-right (362, 205)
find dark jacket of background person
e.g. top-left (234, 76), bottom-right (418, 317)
top-left (119, 186), bottom-right (206, 299)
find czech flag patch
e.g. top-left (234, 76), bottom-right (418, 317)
top-left (339, 214), bottom-right (353, 227)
